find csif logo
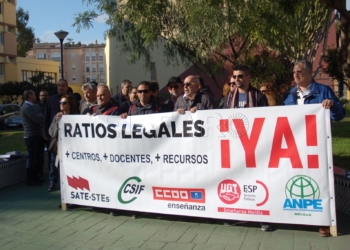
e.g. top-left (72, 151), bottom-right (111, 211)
top-left (118, 176), bottom-right (145, 204)
top-left (283, 175), bottom-right (322, 212)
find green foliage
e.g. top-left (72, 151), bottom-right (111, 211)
top-left (323, 48), bottom-right (345, 82)
top-left (16, 7), bottom-right (35, 57)
top-left (73, 0), bottom-right (331, 92)
top-left (340, 98), bottom-right (349, 107)
top-left (0, 81), bottom-right (58, 104)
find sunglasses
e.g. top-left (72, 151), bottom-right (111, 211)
top-left (137, 90), bottom-right (150, 94)
top-left (168, 85), bottom-right (179, 89)
top-left (59, 101), bottom-right (67, 105)
top-left (232, 74), bottom-right (247, 79)
top-left (229, 82), bottom-right (235, 85)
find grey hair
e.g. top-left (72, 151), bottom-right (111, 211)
top-left (97, 84), bottom-right (110, 93)
top-left (81, 82), bottom-right (97, 92)
top-left (121, 79), bottom-right (132, 87)
top-left (294, 60), bottom-right (312, 70)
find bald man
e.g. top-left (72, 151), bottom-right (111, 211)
top-left (175, 75), bottom-right (214, 114)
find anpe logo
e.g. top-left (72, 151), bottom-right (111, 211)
top-left (217, 179), bottom-right (241, 205)
top-left (118, 176), bottom-right (145, 204)
top-left (152, 187), bottom-right (205, 203)
top-left (283, 175), bottom-right (322, 212)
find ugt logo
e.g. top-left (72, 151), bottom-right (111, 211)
top-left (283, 175), bottom-right (322, 211)
top-left (217, 179), bottom-right (241, 205)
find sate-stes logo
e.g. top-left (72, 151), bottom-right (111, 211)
top-left (67, 175), bottom-right (110, 202)
top-left (152, 187), bottom-right (205, 203)
top-left (217, 179), bottom-right (241, 204)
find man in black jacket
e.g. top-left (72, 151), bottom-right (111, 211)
top-left (112, 79), bottom-right (132, 105)
top-left (42, 79), bottom-right (70, 192)
top-left (162, 76), bottom-right (184, 112)
top-left (120, 81), bottom-right (160, 117)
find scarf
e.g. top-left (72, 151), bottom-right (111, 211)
top-left (227, 85), bottom-right (257, 108)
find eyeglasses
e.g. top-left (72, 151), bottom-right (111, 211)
top-left (168, 85), bottom-right (179, 89)
top-left (137, 90), bottom-right (150, 94)
top-left (229, 82), bottom-right (235, 85)
top-left (131, 92), bottom-right (138, 95)
top-left (232, 74), bottom-right (247, 79)
top-left (59, 101), bottom-right (67, 105)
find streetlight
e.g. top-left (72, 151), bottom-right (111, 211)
top-left (54, 30), bottom-right (69, 79)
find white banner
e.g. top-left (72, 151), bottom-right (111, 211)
top-left (60, 104), bottom-right (336, 226)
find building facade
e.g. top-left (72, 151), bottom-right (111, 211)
top-left (0, 0), bottom-right (17, 84)
top-left (26, 42), bottom-right (106, 91)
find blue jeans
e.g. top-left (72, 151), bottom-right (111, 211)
top-left (49, 153), bottom-right (58, 184)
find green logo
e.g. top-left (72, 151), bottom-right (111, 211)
top-left (285, 175), bottom-right (320, 199)
top-left (118, 176), bottom-right (144, 204)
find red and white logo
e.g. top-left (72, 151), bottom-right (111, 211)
top-left (152, 187), bottom-right (205, 203)
top-left (217, 179), bottom-right (241, 204)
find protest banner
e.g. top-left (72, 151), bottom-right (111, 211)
top-left (59, 104), bottom-right (336, 234)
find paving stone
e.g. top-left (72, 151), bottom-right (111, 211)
top-left (162, 242), bottom-right (196, 250)
top-left (140, 240), bottom-right (167, 249)
top-left (194, 244), bottom-right (226, 250)
top-left (149, 231), bottom-right (185, 242)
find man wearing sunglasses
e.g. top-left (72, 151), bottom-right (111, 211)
top-left (162, 76), bottom-right (184, 112)
top-left (122, 81), bottom-right (160, 116)
top-left (224, 65), bottom-right (268, 109)
top-left (175, 75), bottom-right (214, 114)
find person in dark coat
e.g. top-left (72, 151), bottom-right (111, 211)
top-left (175, 75), bottom-right (214, 114)
top-left (162, 76), bottom-right (184, 112)
top-left (112, 79), bottom-right (132, 106)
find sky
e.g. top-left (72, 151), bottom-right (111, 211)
top-left (17, 0), bottom-right (350, 46)
top-left (17, 0), bottom-right (108, 45)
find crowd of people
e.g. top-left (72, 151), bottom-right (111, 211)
top-left (20, 60), bottom-right (345, 236)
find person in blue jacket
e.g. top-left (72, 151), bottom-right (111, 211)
top-left (284, 60), bottom-right (345, 122)
top-left (284, 60), bottom-right (345, 237)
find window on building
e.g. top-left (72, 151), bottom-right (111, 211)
top-left (92, 75), bottom-right (97, 81)
top-left (87, 77), bottom-right (90, 82)
top-left (92, 64), bottom-right (96, 72)
top-left (85, 52), bottom-right (90, 61)
top-left (37, 53), bottom-right (47, 59)
top-left (71, 53), bottom-right (75, 59)
top-left (7, 0), bottom-right (14, 3)
top-left (72, 64), bottom-right (76, 70)
top-left (8, 57), bottom-right (15, 63)
top-left (72, 76), bottom-right (76, 81)
top-left (7, 26), bottom-right (13, 33)
top-left (100, 75), bottom-right (105, 83)
top-left (0, 33), bottom-right (3, 45)
top-left (0, 3), bottom-right (2, 14)
top-left (99, 66), bottom-right (104, 72)
top-left (0, 63), bottom-right (4, 76)
top-left (86, 66), bottom-right (90, 72)
top-left (51, 52), bottom-right (61, 61)
top-left (99, 51), bottom-right (104, 61)
top-left (92, 53), bottom-right (96, 61)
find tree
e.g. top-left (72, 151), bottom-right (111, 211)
top-left (322, 0), bottom-right (350, 82)
top-left (16, 7), bottom-right (35, 57)
top-left (73, 0), bottom-right (331, 91)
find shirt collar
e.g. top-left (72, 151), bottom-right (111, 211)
top-left (24, 100), bottom-right (34, 106)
